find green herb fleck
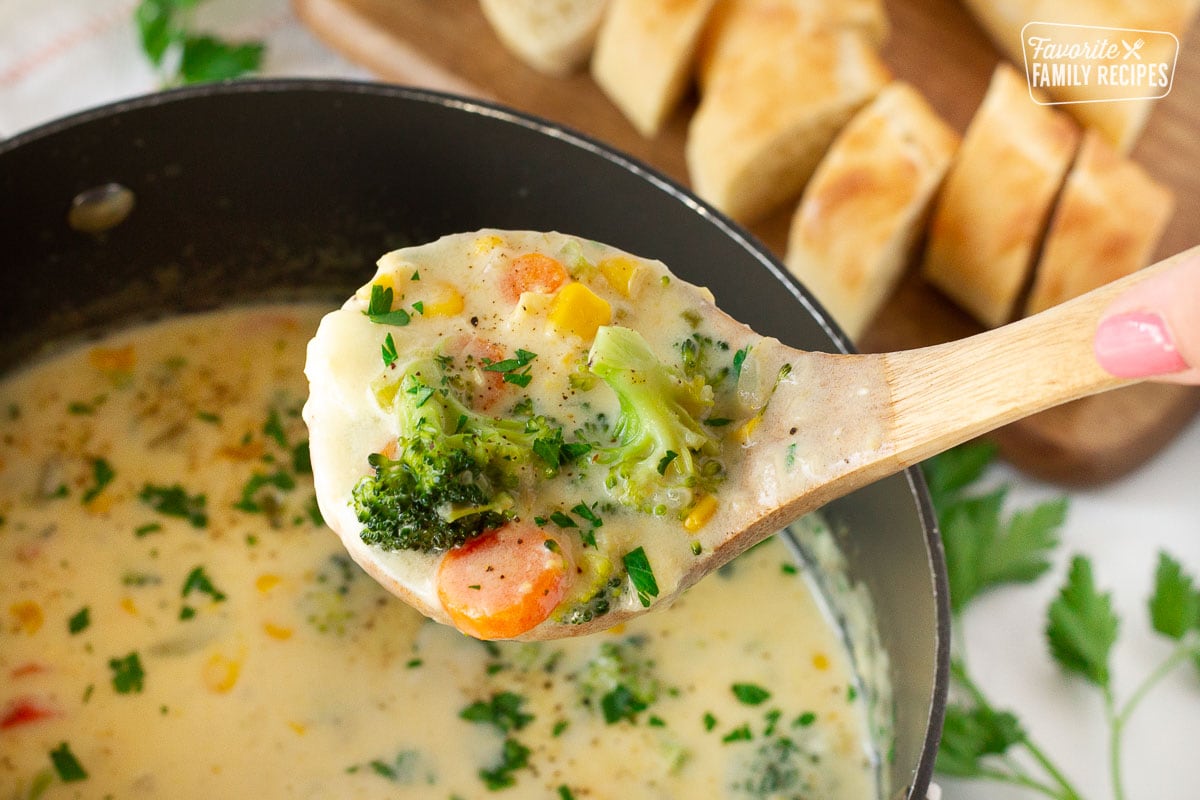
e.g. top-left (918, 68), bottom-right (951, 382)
top-left (459, 692), bottom-right (534, 734)
top-left (108, 651), bottom-right (145, 694)
top-left (732, 683), bottom-right (771, 706)
top-left (479, 738), bottom-right (531, 790)
top-left (68, 607), bottom-right (91, 635)
top-left (49, 742), bottom-right (88, 782)
top-left (82, 458), bottom-right (116, 503)
top-left (365, 284), bottom-right (412, 326)
top-left (138, 483), bottom-right (207, 528)
top-left (722, 724), bottom-right (753, 743)
top-left (381, 333), bottom-right (399, 367)
top-left (623, 547), bottom-right (659, 607)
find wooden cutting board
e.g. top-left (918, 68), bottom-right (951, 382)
top-left (292, 0), bottom-right (1200, 486)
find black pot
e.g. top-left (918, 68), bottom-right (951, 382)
top-left (0, 79), bottom-right (948, 799)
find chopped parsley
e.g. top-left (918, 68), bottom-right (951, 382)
top-left (482, 349), bottom-right (537, 387)
top-left (459, 692), bottom-right (534, 734)
top-left (479, 738), bottom-right (531, 790)
top-left (600, 684), bottom-right (648, 724)
top-left (49, 742), bottom-right (88, 783)
top-left (381, 333), bottom-right (399, 367)
top-left (180, 565), bottom-right (227, 620)
top-left (108, 651), bottom-right (145, 694)
top-left (549, 511), bottom-right (577, 528)
top-left (365, 284), bottom-right (412, 326)
top-left (623, 547), bottom-right (659, 608)
top-left (656, 450), bottom-right (679, 476)
top-left (722, 723), bottom-right (753, 743)
top-left (732, 683), bottom-right (772, 706)
top-left (263, 408), bottom-right (288, 447)
top-left (138, 483), bottom-right (207, 528)
top-left (68, 607), bottom-right (91, 635)
top-left (233, 469), bottom-right (296, 513)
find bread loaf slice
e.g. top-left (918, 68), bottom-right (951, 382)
top-left (686, 28), bottom-right (890, 223)
top-left (960, 0), bottom-right (1199, 152)
top-left (479, 0), bottom-right (609, 76)
top-left (785, 82), bottom-right (959, 339)
top-left (1025, 130), bottom-right (1173, 316)
top-left (921, 64), bottom-right (1080, 329)
top-left (696, 0), bottom-right (889, 90)
top-left (591, 0), bottom-right (717, 137)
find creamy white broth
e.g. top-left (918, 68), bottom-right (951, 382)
top-left (0, 305), bottom-right (880, 798)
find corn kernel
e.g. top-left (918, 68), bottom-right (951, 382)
top-left (85, 493), bottom-right (113, 515)
top-left (599, 256), bottom-right (638, 297)
top-left (683, 495), bottom-right (719, 532)
top-left (203, 651), bottom-right (243, 693)
top-left (812, 652), bottom-right (830, 671)
top-left (10, 601), bottom-right (43, 634)
top-left (255, 574), bottom-right (282, 593)
top-left (606, 623), bottom-right (627, 636)
top-left (423, 282), bottom-right (465, 317)
top-left (548, 282), bottom-right (612, 341)
top-left (734, 414), bottom-right (762, 445)
top-left (355, 271), bottom-right (402, 303)
top-left (263, 622), bottom-right (294, 640)
top-left (120, 597), bottom-right (138, 616)
top-left (288, 720), bottom-right (307, 736)
top-left (475, 234), bottom-right (504, 254)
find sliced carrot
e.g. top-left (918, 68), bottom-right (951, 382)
top-left (437, 523), bottom-right (569, 640)
top-left (500, 252), bottom-right (569, 303)
top-left (1, 697), bottom-right (59, 729)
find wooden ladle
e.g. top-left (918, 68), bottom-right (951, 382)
top-left (313, 239), bottom-right (1194, 640)
top-left (543, 246), bottom-right (1195, 638)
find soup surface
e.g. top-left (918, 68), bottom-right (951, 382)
top-left (0, 305), bottom-right (878, 799)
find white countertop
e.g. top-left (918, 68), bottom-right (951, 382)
top-left (4, 2), bottom-right (1198, 798)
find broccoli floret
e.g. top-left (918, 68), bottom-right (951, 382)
top-left (587, 325), bottom-right (723, 515)
top-left (352, 356), bottom-right (586, 553)
top-left (729, 735), bottom-right (824, 799)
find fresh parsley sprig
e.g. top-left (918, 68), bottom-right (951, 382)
top-left (927, 443), bottom-right (1200, 800)
top-left (135, 0), bottom-right (265, 86)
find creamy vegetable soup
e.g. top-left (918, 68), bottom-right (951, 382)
top-left (0, 305), bottom-right (882, 798)
top-left (306, 230), bottom-right (887, 641)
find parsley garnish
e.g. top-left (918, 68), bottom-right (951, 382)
top-left (381, 333), bottom-right (399, 367)
top-left (138, 483), bottom-right (207, 528)
top-left (572, 502), bottom-right (603, 528)
top-left (731, 683), bottom-right (771, 706)
top-left (365, 284), bottom-right (412, 326)
top-left (263, 408), bottom-right (288, 447)
top-left (483, 349), bottom-right (537, 387)
top-left (601, 684), bottom-right (648, 724)
top-left (459, 692), bottom-right (534, 734)
top-left (656, 450), bottom-right (679, 476)
top-left (623, 547), bottom-right (659, 607)
top-left (82, 457), bottom-right (115, 504)
top-left (108, 651), bottom-right (145, 694)
top-left (49, 742), bottom-right (88, 783)
top-left (233, 469), bottom-right (295, 513)
top-left (479, 738), bottom-right (531, 790)
top-left (68, 607), bottom-right (90, 635)
top-left (549, 511), bottom-right (577, 528)
top-left (927, 443), bottom-right (1200, 800)
top-left (180, 565), bottom-right (227, 620)
top-left (135, 0), bottom-right (264, 85)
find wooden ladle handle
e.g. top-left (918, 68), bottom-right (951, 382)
top-left (876, 245), bottom-right (1200, 471)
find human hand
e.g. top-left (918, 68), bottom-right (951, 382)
top-left (1094, 253), bottom-right (1200, 386)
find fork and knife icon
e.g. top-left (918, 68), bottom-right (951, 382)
top-left (1122, 38), bottom-right (1146, 59)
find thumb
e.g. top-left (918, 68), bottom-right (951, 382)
top-left (1093, 252), bottom-right (1200, 385)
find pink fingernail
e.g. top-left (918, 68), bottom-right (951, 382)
top-left (1094, 311), bottom-right (1188, 378)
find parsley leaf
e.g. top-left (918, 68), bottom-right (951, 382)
top-left (381, 333), bottom-right (399, 367)
top-left (49, 742), bottom-right (88, 782)
top-left (479, 738), bottom-right (531, 790)
top-left (108, 651), bottom-right (146, 694)
top-left (1149, 551), bottom-right (1200, 640)
top-left (82, 457), bottom-right (115, 504)
top-left (731, 683), bottom-right (772, 706)
top-left (921, 445), bottom-right (1065, 612)
top-left (138, 483), bottom-right (207, 528)
top-left (135, 0), bottom-right (264, 85)
top-left (935, 703), bottom-right (1024, 777)
top-left (483, 349), bottom-right (537, 387)
top-left (365, 284), bottom-right (412, 326)
top-left (601, 684), bottom-right (648, 724)
top-left (1046, 556), bottom-right (1119, 688)
top-left (68, 607), bottom-right (91, 635)
top-left (459, 692), bottom-right (533, 734)
top-left (623, 547), bottom-right (659, 607)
